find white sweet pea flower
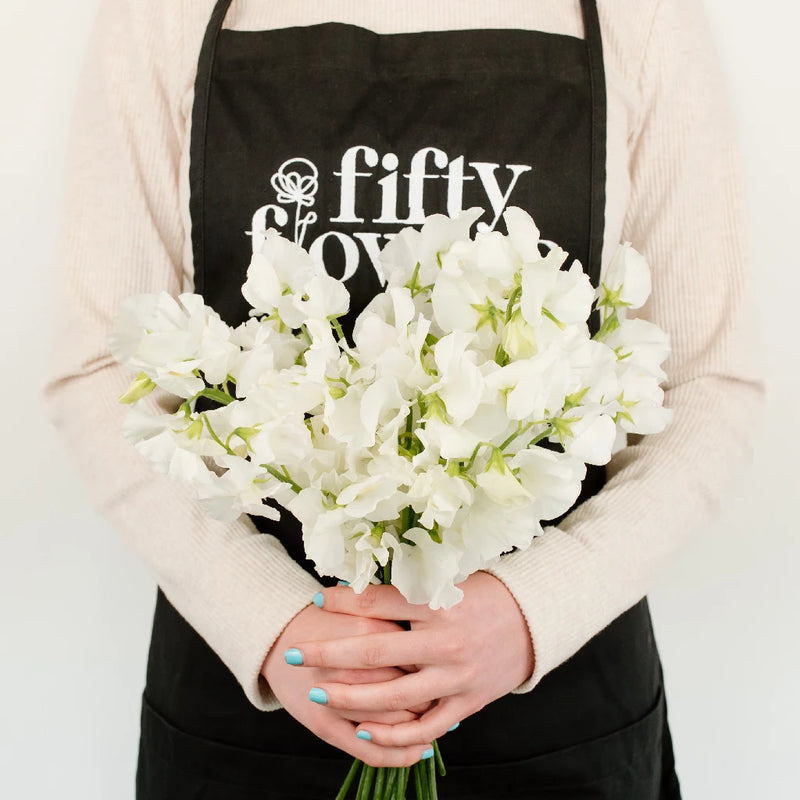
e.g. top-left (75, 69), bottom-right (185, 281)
top-left (380, 227), bottom-right (426, 288)
top-left (486, 347), bottom-right (568, 421)
top-left (502, 206), bottom-right (542, 264)
top-left (196, 457), bottom-right (282, 523)
top-left (476, 447), bottom-right (532, 507)
top-left (132, 428), bottom-right (202, 479)
top-left (510, 448), bottom-right (586, 521)
top-left (177, 294), bottom-right (240, 386)
top-left (343, 526), bottom-right (393, 592)
top-left (561, 334), bottom-right (620, 408)
top-left (384, 528), bottom-right (465, 610)
top-left (415, 392), bottom-right (514, 464)
top-left (336, 474), bottom-right (406, 522)
top-left (430, 272), bottom-right (482, 334)
top-left (290, 488), bottom-right (349, 576)
top-left (249, 416), bottom-right (313, 470)
top-left (603, 318), bottom-right (670, 379)
top-left (426, 331), bottom-right (484, 424)
top-left (242, 228), bottom-right (318, 324)
top-left (555, 407), bottom-right (617, 466)
top-left (416, 208), bottom-right (484, 277)
top-left (408, 465), bottom-right (473, 529)
top-left (110, 292), bottom-right (221, 398)
top-left (241, 252), bottom-right (283, 316)
top-left (324, 383), bottom-right (371, 448)
top-left (379, 208), bottom-right (484, 291)
top-left (301, 318), bottom-right (342, 384)
top-left (502, 309), bottom-right (537, 360)
top-left (292, 274), bottom-right (350, 323)
top-left (613, 373), bottom-right (673, 435)
top-left (454, 495), bottom-right (538, 577)
top-left (415, 414), bottom-right (482, 461)
top-left (600, 243), bottom-right (652, 311)
top-left (475, 230), bottom-right (517, 282)
top-left (520, 255), bottom-right (594, 334)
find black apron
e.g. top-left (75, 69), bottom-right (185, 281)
top-left (136, 2), bottom-right (682, 798)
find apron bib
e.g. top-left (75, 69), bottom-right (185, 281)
top-left (136, 2), bottom-right (682, 797)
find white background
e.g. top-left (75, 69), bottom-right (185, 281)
top-left (1, 0), bottom-right (798, 797)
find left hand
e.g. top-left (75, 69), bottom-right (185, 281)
top-left (284, 571), bottom-right (535, 748)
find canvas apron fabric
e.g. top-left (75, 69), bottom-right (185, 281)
top-left (136, 1), bottom-right (682, 797)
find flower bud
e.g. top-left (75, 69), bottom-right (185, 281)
top-left (119, 372), bottom-right (156, 404)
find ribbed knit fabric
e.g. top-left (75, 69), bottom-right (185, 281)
top-left (44, 0), bottom-right (764, 711)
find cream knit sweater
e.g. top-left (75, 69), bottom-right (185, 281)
top-left (45, 0), bottom-right (764, 712)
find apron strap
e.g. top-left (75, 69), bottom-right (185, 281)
top-left (580, 0), bottom-right (607, 291)
top-left (189, 0), bottom-right (235, 295)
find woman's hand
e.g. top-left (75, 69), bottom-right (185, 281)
top-left (285, 571), bottom-right (535, 750)
top-left (262, 603), bottom-right (435, 766)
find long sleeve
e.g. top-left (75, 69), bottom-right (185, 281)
top-left (43, 0), bottom-right (321, 711)
top-left (45, 0), bottom-right (765, 711)
top-left (486, 0), bottom-right (765, 692)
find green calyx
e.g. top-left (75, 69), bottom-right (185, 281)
top-left (119, 372), bottom-right (156, 404)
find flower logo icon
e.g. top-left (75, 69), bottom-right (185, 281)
top-left (270, 158), bottom-right (319, 246)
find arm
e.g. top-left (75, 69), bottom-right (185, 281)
top-left (43, 0), bottom-right (322, 712)
top-left (487, 0), bottom-right (765, 693)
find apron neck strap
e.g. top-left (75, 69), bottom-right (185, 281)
top-left (581, 0), bottom-right (607, 290)
top-left (189, 0), bottom-right (235, 293)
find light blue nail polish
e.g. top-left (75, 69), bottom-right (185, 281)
top-left (309, 687), bottom-right (328, 705)
top-left (447, 722), bottom-right (460, 732)
top-left (421, 748), bottom-right (434, 760)
top-left (356, 730), bottom-right (372, 741)
top-left (338, 580), bottom-right (350, 586)
top-left (313, 592), bottom-right (324, 608)
top-left (283, 648), bottom-right (303, 666)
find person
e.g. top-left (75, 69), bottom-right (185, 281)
top-left (45, 1), bottom-right (763, 798)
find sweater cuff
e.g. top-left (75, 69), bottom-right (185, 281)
top-left (159, 526), bottom-right (324, 711)
top-left (484, 526), bottom-right (631, 694)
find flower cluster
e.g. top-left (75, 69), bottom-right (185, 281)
top-left (111, 207), bottom-right (671, 609)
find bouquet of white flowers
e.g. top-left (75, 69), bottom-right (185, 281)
top-left (111, 206), bottom-right (671, 800)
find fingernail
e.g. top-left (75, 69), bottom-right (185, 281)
top-left (447, 722), bottom-right (460, 732)
top-left (313, 592), bottom-right (324, 608)
top-left (338, 580), bottom-right (350, 586)
top-left (283, 648), bottom-right (303, 666)
top-left (421, 748), bottom-right (434, 760)
top-left (309, 688), bottom-right (328, 705)
top-left (356, 730), bottom-right (372, 741)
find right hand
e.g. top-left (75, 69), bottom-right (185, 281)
top-left (261, 603), bottom-right (435, 766)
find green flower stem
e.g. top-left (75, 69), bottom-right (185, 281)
top-left (197, 387), bottom-right (234, 406)
top-left (357, 765), bottom-right (375, 800)
top-left (527, 427), bottom-right (556, 448)
top-left (395, 769), bottom-right (404, 799)
top-left (426, 755), bottom-right (438, 800)
top-left (412, 764), bottom-right (424, 800)
top-left (335, 759), bottom-right (362, 800)
top-left (541, 307), bottom-right (565, 330)
top-left (499, 422), bottom-right (536, 452)
top-left (200, 413), bottom-right (234, 455)
top-left (504, 285), bottom-right (522, 322)
top-left (382, 768), bottom-right (398, 800)
top-left (463, 441), bottom-right (493, 473)
top-left (331, 318), bottom-right (347, 342)
top-left (263, 465), bottom-right (303, 494)
top-left (433, 741), bottom-right (446, 778)
top-left (373, 766), bottom-right (386, 799)
top-left (400, 506), bottom-right (420, 534)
